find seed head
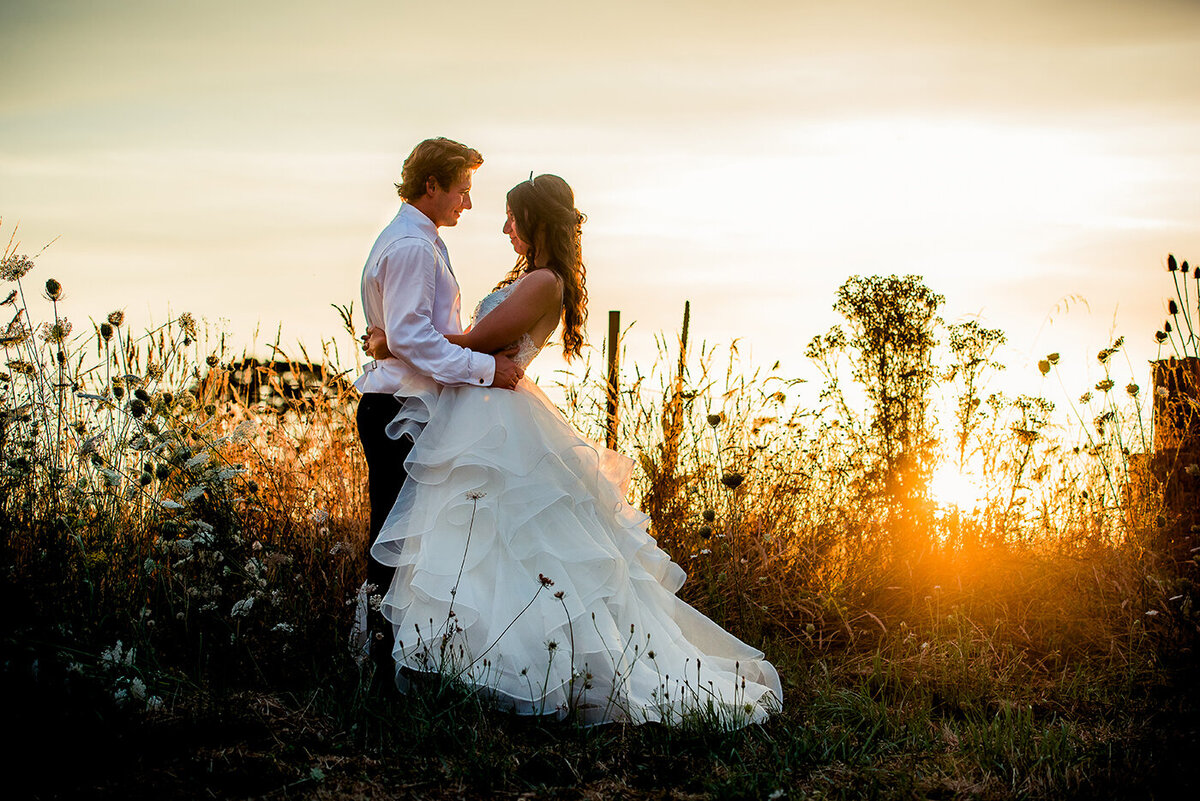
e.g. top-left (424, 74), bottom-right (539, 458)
top-left (7, 359), bottom-right (35, 376)
top-left (134, 388), bottom-right (151, 403)
top-left (130, 398), bottom-right (147, 418)
top-left (177, 312), bottom-right (196, 337)
top-left (1168, 254), bottom-right (1178, 271)
top-left (1037, 359), bottom-right (1050, 376)
top-left (1, 290), bottom-right (16, 306)
top-left (106, 310), bottom-right (125, 327)
top-left (702, 509), bottom-right (715, 522)
top-left (99, 322), bottom-right (114, 341)
top-left (1047, 352), bottom-right (1060, 365)
top-left (0, 253), bottom-right (34, 282)
top-left (707, 413), bottom-right (722, 427)
top-left (139, 472), bottom-right (153, 486)
top-left (721, 472), bottom-right (744, 489)
top-left (43, 278), bottom-right (63, 301)
top-left (39, 319), bottom-right (72, 343)
top-left (698, 525), bottom-right (713, 539)
top-left (1169, 299), bottom-right (1179, 315)
top-left (1095, 379), bottom-right (1114, 392)
top-left (538, 573), bottom-right (554, 587)
top-left (1165, 320), bottom-right (1173, 334)
top-left (1126, 382), bottom-right (1139, 397)
top-left (1156, 331), bottom-right (1169, 343)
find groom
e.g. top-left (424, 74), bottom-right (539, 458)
top-left (354, 137), bottom-right (523, 666)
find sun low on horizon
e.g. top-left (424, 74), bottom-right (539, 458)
top-left (2, 0), bottom-right (1199, 412)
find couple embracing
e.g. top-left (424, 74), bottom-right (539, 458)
top-left (354, 137), bottom-right (782, 728)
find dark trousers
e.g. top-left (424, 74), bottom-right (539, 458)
top-left (356, 393), bottom-right (414, 662)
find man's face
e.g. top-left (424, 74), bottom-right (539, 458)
top-left (425, 171), bottom-right (474, 228)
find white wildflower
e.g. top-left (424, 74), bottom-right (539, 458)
top-left (113, 688), bottom-right (130, 707)
top-left (130, 677), bottom-right (147, 700)
top-left (99, 468), bottom-right (121, 488)
top-left (145, 696), bottom-right (164, 712)
top-left (143, 558), bottom-right (156, 574)
top-left (158, 498), bottom-right (183, 510)
top-left (272, 622), bottom-right (294, 634)
top-left (308, 509), bottom-right (330, 524)
top-left (184, 452), bottom-right (210, 470)
top-left (182, 485), bottom-right (206, 503)
top-left (369, 594), bottom-right (383, 612)
top-left (217, 466), bottom-right (245, 481)
top-left (231, 597), bottom-right (255, 617)
top-left (1145, 609), bottom-right (1159, 616)
top-left (1156, 386), bottom-right (1170, 398)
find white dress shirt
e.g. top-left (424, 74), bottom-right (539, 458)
top-left (354, 204), bottom-right (495, 396)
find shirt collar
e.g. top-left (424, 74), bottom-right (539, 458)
top-left (398, 202), bottom-right (441, 246)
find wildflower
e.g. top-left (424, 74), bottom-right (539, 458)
top-left (1168, 254), bottom-right (1179, 271)
top-left (1156, 386), bottom-right (1170, 399)
top-left (369, 594), bottom-right (383, 611)
top-left (1165, 320), bottom-right (1173, 333)
top-left (1047, 352), bottom-right (1060, 365)
top-left (99, 322), bottom-right (113, 341)
top-left (145, 696), bottom-right (164, 712)
top-left (205, 355), bottom-right (219, 368)
top-left (547, 640), bottom-right (558, 652)
top-left (1155, 331), bottom-right (1169, 343)
top-left (1126, 383), bottom-right (1140, 397)
top-left (1079, 392), bottom-right (1093, 405)
top-left (1169, 299), bottom-right (1179, 315)
top-left (146, 363), bottom-right (163, 380)
top-left (1095, 379), bottom-right (1115, 392)
top-left (271, 622), bottom-right (294, 634)
top-left (182, 485), bottom-right (206, 503)
top-left (158, 498), bottom-right (183, 510)
top-left (647, 650), bottom-right (656, 659)
top-left (465, 490), bottom-right (486, 500)
top-left (1185, 464), bottom-right (1200, 477)
top-left (1, 320), bottom-right (31, 346)
top-left (106, 310), bottom-right (125, 327)
top-left (129, 398), bottom-right (147, 418)
top-left (702, 509), bottom-right (715, 522)
top-left (130, 677), bottom-right (147, 700)
top-left (7, 360), bottom-right (35, 375)
top-left (700, 548), bottom-right (712, 555)
top-left (721, 472), bottom-right (744, 489)
top-left (1097, 348), bottom-right (1112, 365)
top-left (38, 319), bottom-right (72, 343)
top-left (247, 480), bottom-right (259, 494)
top-left (1037, 359), bottom-right (1050, 376)
top-left (184, 452), bottom-right (210, 470)
top-left (538, 573), bottom-right (555, 587)
top-left (1, 289), bottom-right (15, 305)
top-left (44, 278), bottom-right (63, 301)
top-left (231, 420), bottom-right (257, 442)
top-left (176, 312), bottom-right (196, 337)
top-left (707, 413), bottom-right (722, 427)
top-left (0, 253), bottom-right (34, 281)
top-left (1145, 609), bottom-right (1159, 617)
top-left (308, 509), bottom-right (329, 524)
top-left (231, 597), bottom-right (255, 617)
top-left (698, 525), bottom-right (712, 539)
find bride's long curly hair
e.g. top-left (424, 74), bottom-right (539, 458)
top-left (495, 174), bottom-right (588, 360)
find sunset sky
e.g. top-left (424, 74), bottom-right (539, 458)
top-left (3, 0), bottom-right (1199, 411)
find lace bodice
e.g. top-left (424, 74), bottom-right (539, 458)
top-left (471, 283), bottom-right (542, 369)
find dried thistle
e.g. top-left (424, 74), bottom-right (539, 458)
top-left (43, 278), bottom-right (62, 301)
top-left (106, 310), bottom-right (125, 327)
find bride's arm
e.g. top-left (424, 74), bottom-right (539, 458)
top-left (453, 271), bottom-right (561, 353)
top-left (363, 271), bottom-right (561, 358)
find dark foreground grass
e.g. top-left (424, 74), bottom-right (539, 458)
top-left (5, 621), bottom-right (1197, 801)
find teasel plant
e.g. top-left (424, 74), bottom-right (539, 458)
top-left (1159, 253), bottom-right (1199, 358)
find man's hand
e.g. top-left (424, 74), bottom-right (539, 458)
top-left (362, 326), bottom-right (389, 359)
top-left (490, 352), bottom-right (524, 390)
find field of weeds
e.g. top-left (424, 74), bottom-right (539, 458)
top-left (2, 227), bottom-right (1198, 799)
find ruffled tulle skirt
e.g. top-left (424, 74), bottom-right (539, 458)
top-left (370, 379), bottom-right (782, 727)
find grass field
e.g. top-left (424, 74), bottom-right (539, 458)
top-left (3, 241), bottom-right (1198, 799)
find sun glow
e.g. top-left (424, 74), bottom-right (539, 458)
top-left (930, 462), bottom-right (988, 512)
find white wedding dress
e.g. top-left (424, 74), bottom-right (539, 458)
top-left (371, 281), bottom-right (782, 727)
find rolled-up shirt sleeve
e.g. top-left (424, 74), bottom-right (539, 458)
top-left (377, 239), bottom-right (496, 387)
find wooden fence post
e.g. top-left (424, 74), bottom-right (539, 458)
top-left (605, 310), bottom-right (620, 450)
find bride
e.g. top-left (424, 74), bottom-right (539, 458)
top-left (364, 174), bottom-right (782, 727)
